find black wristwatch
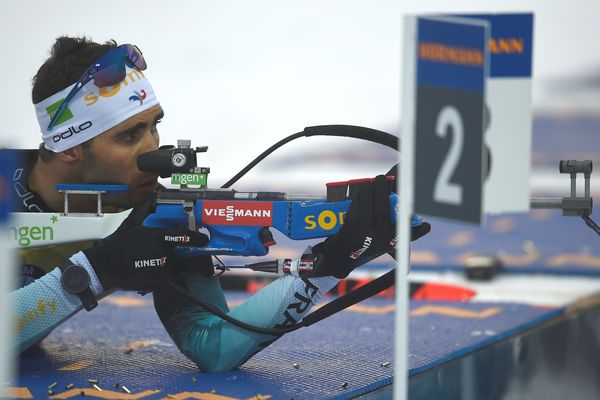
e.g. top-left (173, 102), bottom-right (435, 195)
top-left (59, 261), bottom-right (98, 311)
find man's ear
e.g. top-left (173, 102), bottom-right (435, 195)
top-left (57, 146), bottom-right (84, 165)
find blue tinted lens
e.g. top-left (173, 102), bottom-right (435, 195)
top-left (92, 47), bottom-right (128, 87)
top-left (93, 60), bottom-right (126, 87)
top-left (92, 45), bottom-right (146, 87)
top-left (123, 44), bottom-right (147, 70)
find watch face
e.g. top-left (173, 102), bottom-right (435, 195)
top-left (61, 265), bottom-right (91, 294)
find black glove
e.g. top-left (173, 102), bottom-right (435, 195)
top-left (112, 193), bottom-right (215, 278)
top-left (83, 225), bottom-right (208, 292)
top-left (384, 163), bottom-right (431, 243)
top-left (411, 221), bottom-right (431, 242)
top-left (311, 175), bottom-right (396, 278)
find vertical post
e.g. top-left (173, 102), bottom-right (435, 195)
top-left (0, 151), bottom-right (15, 397)
top-left (585, 175), bottom-right (590, 198)
top-left (64, 191), bottom-right (69, 215)
top-left (395, 15), bottom-right (417, 400)
top-left (0, 225), bottom-right (13, 397)
top-left (397, 15), bottom-right (488, 398)
top-left (97, 192), bottom-right (102, 216)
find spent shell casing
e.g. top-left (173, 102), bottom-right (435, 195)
top-left (341, 382), bottom-right (348, 388)
top-left (122, 385), bottom-right (131, 394)
top-left (88, 378), bottom-right (99, 384)
top-left (92, 384), bottom-right (102, 391)
top-left (48, 390), bottom-right (55, 395)
top-left (66, 383), bottom-right (74, 389)
top-left (48, 382), bottom-right (58, 389)
top-left (381, 361), bottom-right (391, 367)
top-left (292, 363), bottom-right (300, 369)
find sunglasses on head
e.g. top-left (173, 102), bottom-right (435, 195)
top-left (47, 44), bottom-right (147, 131)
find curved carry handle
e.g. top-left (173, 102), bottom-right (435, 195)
top-left (143, 194), bottom-right (422, 256)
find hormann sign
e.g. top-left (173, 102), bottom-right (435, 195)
top-left (413, 16), bottom-right (489, 224)
top-left (459, 13), bottom-right (534, 213)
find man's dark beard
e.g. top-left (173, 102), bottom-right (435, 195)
top-left (72, 149), bottom-right (154, 211)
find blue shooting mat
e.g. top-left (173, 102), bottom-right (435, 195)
top-left (12, 291), bottom-right (562, 400)
top-left (407, 210), bottom-right (600, 276)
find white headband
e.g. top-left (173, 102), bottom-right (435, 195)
top-left (35, 66), bottom-right (159, 152)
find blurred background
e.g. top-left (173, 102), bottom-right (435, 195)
top-left (1, 0), bottom-right (599, 272)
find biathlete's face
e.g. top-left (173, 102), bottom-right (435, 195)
top-left (76, 104), bottom-right (163, 209)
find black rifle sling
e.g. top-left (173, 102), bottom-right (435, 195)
top-left (301, 269), bottom-right (396, 327)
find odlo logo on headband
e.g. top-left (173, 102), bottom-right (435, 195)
top-left (52, 121), bottom-right (93, 143)
top-left (46, 99), bottom-right (74, 125)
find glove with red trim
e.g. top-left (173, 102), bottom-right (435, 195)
top-left (311, 175), bottom-right (397, 278)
